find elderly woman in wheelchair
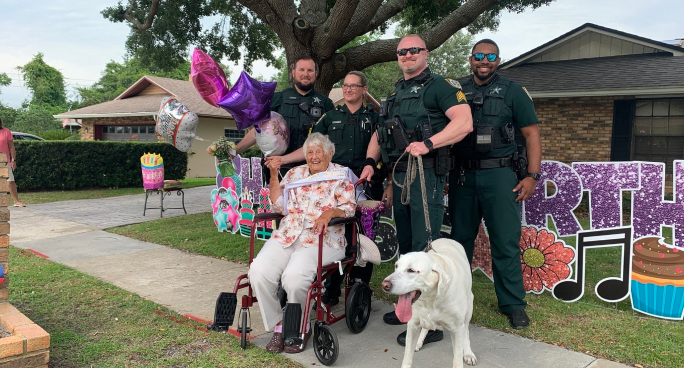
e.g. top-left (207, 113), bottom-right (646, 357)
top-left (249, 133), bottom-right (357, 354)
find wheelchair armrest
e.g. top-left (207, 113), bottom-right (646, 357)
top-left (254, 212), bottom-right (284, 222)
top-left (328, 216), bottom-right (356, 226)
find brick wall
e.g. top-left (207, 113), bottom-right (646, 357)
top-left (535, 96), bottom-right (628, 164)
top-left (0, 152), bottom-right (50, 367)
top-left (80, 116), bottom-right (159, 141)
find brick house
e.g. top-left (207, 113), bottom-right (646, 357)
top-left (55, 76), bottom-right (241, 178)
top-left (497, 23), bottom-right (684, 172)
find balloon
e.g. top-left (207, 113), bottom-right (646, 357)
top-left (191, 48), bottom-right (230, 107)
top-left (217, 71), bottom-right (277, 130)
top-left (255, 112), bottom-right (290, 156)
top-left (156, 96), bottom-right (199, 152)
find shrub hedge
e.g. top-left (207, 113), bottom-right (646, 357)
top-left (14, 141), bottom-right (188, 190)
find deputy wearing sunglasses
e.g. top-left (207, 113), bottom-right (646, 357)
top-left (361, 34), bottom-right (473, 348)
top-left (449, 39), bottom-right (542, 330)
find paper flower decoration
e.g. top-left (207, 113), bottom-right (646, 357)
top-left (519, 226), bottom-right (575, 294)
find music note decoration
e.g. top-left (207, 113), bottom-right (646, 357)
top-left (552, 227), bottom-right (632, 303)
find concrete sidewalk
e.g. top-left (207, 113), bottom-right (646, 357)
top-left (10, 186), bottom-right (630, 368)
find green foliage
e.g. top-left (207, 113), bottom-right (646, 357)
top-left (0, 105), bottom-right (18, 128)
top-left (0, 72), bottom-right (10, 90)
top-left (102, 0), bottom-right (282, 73)
top-left (429, 31), bottom-right (475, 79)
top-left (361, 62), bottom-right (403, 102)
top-left (10, 105), bottom-right (62, 133)
top-left (241, 145), bottom-right (262, 159)
top-left (13, 141), bottom-right (188, 190)
top-left (103, 0), bottom-right (552, 82)
top-left (37, 129), bottom-right (79, 141)
top-left (75, 57), bottom-right (198, 108)
top-left (17, 53), bottom-right (67, 108)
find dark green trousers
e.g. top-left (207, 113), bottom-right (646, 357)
top-left (448, 166), bottom-right (526, 314)
top-left (393, 169), bottom-right (446, 254)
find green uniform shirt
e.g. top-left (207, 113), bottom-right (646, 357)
top-left (312, 104), bottom-right (379, 170)
top-left (456, 73), bottom-right (538, 159)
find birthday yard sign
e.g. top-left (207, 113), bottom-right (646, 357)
top-left (211, 157), bottom-right (684, 321)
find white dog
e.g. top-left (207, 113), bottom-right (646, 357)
top-left (382, 238), bottom-right (476, 368)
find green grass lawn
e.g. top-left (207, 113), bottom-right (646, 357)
top-left (8, 246), bottom-right (304, 368)
top-left (16, 178), bottom-right (216, 205)
top-left (109, 212), bottom-right (684, 368)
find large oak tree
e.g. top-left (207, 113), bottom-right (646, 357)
top-left (103, 0), bottom-right (553, 94)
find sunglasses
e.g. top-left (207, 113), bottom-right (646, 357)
top-left (396, 47), bottom-right (426, 56)
top-left (472, 53), bottom-right (498, 62)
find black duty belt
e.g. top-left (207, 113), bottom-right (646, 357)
top-left (457, 155), bottom-right (513, 170)
top-left (391, 158), bottom-right (435, 172)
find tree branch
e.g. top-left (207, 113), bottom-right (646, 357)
top-left (312, 0), bottom-right (359, 59)
top-left (124, 0), bottom-right (161, 32)
top-left (299, 0), bottom-right (327, 25)
top-left (338, 0), bottom-right (501, 76)
top-left (237, 0), bottom-right (297, 39)
top-left (356, 0), bottom-right (408, 37)
top-left (423, 0), bottom-right (500, 50)
top-left (336, 0), bottom-right (385, 49)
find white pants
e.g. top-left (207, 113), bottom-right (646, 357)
top-left (248, 236), bottom-right (346, 331)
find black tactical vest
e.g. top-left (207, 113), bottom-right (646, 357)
top-left (379, 72), bottom-right (448, 162)
top-left (454, 74), bottom-right (517, 158)
top-left (278, 87), bottom-right (328, 155)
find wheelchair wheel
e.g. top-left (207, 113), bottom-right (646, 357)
top-left (345, 282), bottom-right (372, 333)
top-left (239, 309), bottom-right (248, 349)
top-left (313, 323), bottom-right (339, 366)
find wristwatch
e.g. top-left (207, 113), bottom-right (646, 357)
top-left (526, 173), bottom-right (541, 181)
top-left (423, 138), bottom-right (434, 152)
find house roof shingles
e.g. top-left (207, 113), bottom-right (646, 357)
top-left (497, 53), bottom-right (684, 95)
top-left (56, 76), bottom-right (231, 119)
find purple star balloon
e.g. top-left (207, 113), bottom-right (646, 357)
top-left (217, 71), bottom-right (277, 130)
top-left (191, 48), bottom-right (230, 108)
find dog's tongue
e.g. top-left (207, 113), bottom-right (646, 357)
top-left (395, 291), bottom-right (417, 323)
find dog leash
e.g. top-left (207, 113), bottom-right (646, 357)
top-left (392, 151), bottom-right (433, 253)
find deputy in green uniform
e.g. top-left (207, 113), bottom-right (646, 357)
top-left (361, 34), bottom-right (473, 348)
top-left (449, 39), bottom-right (542, 330)
top-left (267, 71), bottom-right (391, 305)
top-left (236, 56), bottom-right (334, 179)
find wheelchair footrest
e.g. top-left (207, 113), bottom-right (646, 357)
top-left (208, 292), bottom-right (237, 331)
top-left (282, 303), bottom-right (302, 345)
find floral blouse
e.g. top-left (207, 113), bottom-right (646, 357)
top-left (271, 162), bottom-right (356, 250)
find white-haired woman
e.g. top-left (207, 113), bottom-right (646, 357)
top-left (249, 132), bottom-right (357, 354)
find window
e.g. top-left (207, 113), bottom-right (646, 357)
top-left (224, 128), bottom-right (246, 142)
top-left (633, 98), bottom-right (684, 173)
top-left (100, 125), bottom-right (157, 142)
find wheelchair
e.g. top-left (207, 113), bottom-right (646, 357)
top-left (209, 179), bottom-right (372, 366)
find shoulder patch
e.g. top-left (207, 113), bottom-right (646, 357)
top-left (522, 87), bottom-right (533, 101)
top-left (456, 90), bottom-right (467, 103)
top-left (445, 78), bottom-right (462, 89)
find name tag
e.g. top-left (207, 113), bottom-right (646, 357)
top-left (332, 120), bottom-right (342, 124)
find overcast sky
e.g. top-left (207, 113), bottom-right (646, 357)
top-left (1, 0), bottom-right (682, 109)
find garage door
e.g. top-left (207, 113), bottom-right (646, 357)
top-left (101, 125), bottom-right (158, 142)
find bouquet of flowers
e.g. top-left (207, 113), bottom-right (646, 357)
top-left (207, 137), bottom-right (237, 177)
